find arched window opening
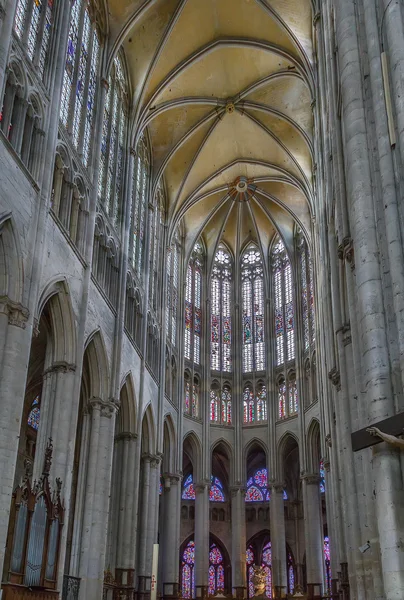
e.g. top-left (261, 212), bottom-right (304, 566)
top-left (210, 383), bottom-right (231, 425)
top-left (298, 235), bottom-right (316, 351)
top-left (1, 63), bottom-right (25, 144)
top-left (245, 468), bottom-right (287, 502)
top-left (60, 0), bottom-right (100, 165)
top-left (182, 474), bottom-right (195, 500)
top-left (287, 552), bottom-right (295, 595)
top-left (246, 546), bottom-right (255, 598)
top-left (208, 544), bottom-right (225, 595)
top-left (320, 460), bottom-right (326, 494)
top-left (271, 238), bottom-right (295, 366)
top-left (324, 537), bottom-right (331, 593)
top-left (129, 136), bottom-right (150, 280)
top-left (181, 475), bottom-right (225, 502)
top-left (181, 541), bottom-right (195, 599)
top-left (278, 373), bottom-right (299, 420)
top-left (124, 275), bottom-right (142, 347)
top-left (185, 242), bottom-right (203, 365)
top-left (243, 383), bottom-right (267, 424)
top-left (149, 185), bottom-right (164, 314)
top-left (262, 542), bottom-right (272, 598)
top-left (27, 395), bottom-right (40, 431)
top-left (241, 243), bottom-right (265, 372)
top-left (184, 374), bottom-right (199, 419)
top-left (13, 0), bottom-right (55, 79)
top-left (166, 232), bottom-right (180, 347)
top-left (211, 244), bottom-right (232, 372)
top-left (98, 56), bottom-right (127, 228)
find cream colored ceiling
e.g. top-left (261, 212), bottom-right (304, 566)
top-left (107, 0), bottom-right (314, 265)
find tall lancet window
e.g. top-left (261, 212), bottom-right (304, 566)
top-left (166, 231), bottom-right (180, 346)
top-left (59, 0), bottom-right (100, 165)
top-left (98, 56), bottom-right (127, 228)
top-left (184, 242), bottom-right (203, 364)
top-left (149, 184), bottom-right (164, 314)
top-left (14, 0), bottom-right (55, 80)
top-left (211, 244), bottom-right (232, 372)
top-left (299, 236), bottom-right (315, 350)
top-left (241, 244), bottom-right (265, 372)
top-left (129, 136), bottom-right (150, 280)
top-left (271, 238), bottom-right (295, 366)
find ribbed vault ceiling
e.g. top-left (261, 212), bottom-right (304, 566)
top-left (108, 0), bottom-right (314, 264)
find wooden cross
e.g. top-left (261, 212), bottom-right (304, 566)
top-left (351, 412), bottom-right (404, 452)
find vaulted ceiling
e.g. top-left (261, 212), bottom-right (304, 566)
top-left (107, 0), bottom-right (314, 265)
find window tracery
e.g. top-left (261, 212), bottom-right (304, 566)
top-left (60, 0), bottom-right (101, 166)
top-left (185, 242), bottom-right (203, 365)
top-left (211, 244), bottom-right (232, 372)
top-left (181, 475), bottom-right (225, 503)
top-left (245, 469), bottom-right (287, 502)
top-left (92, 214), bottom-right (119, 307)
top-left (166, 232), bottom-right (180, 347)
top-left (210, 383), bottom-right (231, 425)
top-left (27, 395), bottom-right (40, 431)
top-left (98, 55), bottom-right (127, 228)
top-left (271, 238), bottom-right (295, 366)
top-left (14, 0), bottom-right (55, 80)
top-left (129, 136), bottom-right (150, 280)
top-left (181, 541), bottom-right (225, 599)
top-left (243, 383), bottom-right (267, 424)
top-left (278, 372), bottom-right (298, 420)
top-left (241, 243), bottom-right (265, 372)
top-left (208, 544), bottom-right (225, 595)
top-left (298, 234), bottom-right (315, 351)
top-left (149, 185), bottom-right (164, 314)
top-left (184, 373), bottom-right (199, 419)
top-left (124, 272), bottom-right (142, 347)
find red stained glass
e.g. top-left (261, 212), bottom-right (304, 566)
top-left (208, 544), bottom-right (224, 595)
top-left (27, 395), bottom-right (40, 431)
top-left (245, 486), bottom-right (263, 502)
top-left (181, 541), bottom-right (195, 599)
top-left (210, 485), bottom-right (225, 502)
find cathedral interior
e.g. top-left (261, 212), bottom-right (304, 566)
top-left (1, 0), bottom-right (404, 599)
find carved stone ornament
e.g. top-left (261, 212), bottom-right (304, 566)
top-left (251, 566), bottom-right (267, 598)
top-left (0, 295), bottom-right (29, 328)
top-left (328, 367), bottom-right (341, 391)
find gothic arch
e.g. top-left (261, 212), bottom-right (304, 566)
top-left (117, 374), bottom-right (137, 435)
top-left (278, 433), bottom-right (300, 500)
top-left (83, 329), bottom-right (110, 401)
top-left (211, 439), bottom-right (233, 486)
top-left (0, 213), bottom-right (24, 304)
top-left (37, 278), bottom-right (77, 366)
top-left (244, 438), bottom-right (268, 467)
top-left (306, 418), bottom-right (321, 475)
top-left (163, 414), bottom-right (177, 474)
top-left (183, 431), bottom-right (202, 483)
top-left (141, 403), bottom-right (157, 456)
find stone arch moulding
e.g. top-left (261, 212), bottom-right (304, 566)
top-left (163, 414), bottom-right (177, 474)
top-left (36, 277), bottom-right (77, 366)
top-left (306, 418), bottom-right (321, 475)
top-left (118, 372), bottom-right (137, 435)
top-left (0, 212), bottom-right (25, 305)
top-left (276, 431), bottom-right (300, 487)
top-left (141, 403), bottom-right (157, 456)
top-left (183, 431), bottom-right (202, 484)
top-left (84, 328), bottom-right (110, 402)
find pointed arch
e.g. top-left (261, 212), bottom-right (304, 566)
top-left (37, 278), bottom-right (77, 365)
top-left (83, 329), bottom-right (110, 401)
top-left (277, 432), bottom-right (300, 498)
top-left (141, 403), bottom-right (157, 456)
top-left (163, 413), bottom-right (177, 474)
top-left (306, 418), bottom-right (321, 475)
top-left (183, 431), bottom-right (202, 483)
top-left (244, 437), bottom-right (269, 465)
top-left (0, 213), bottom-right (24, 304)
top-left (118, 373), bottom-right (137, 435)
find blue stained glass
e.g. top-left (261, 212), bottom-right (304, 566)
top-left (320, 459), bottom-right (326, 493)
top-left (28, 395), bottom-right (40, 430)
top-left (184, 475), bottom-right (192, 487)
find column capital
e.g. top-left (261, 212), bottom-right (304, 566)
top-left (89, 397), bottom-right (117, 418)
top-left (194, 480), bottom-right (211, 494)
top-left (115, 431), bottom-right (138, 442)
top-left (0, 295), bottom-right (29, 328)
top-left (43, 361), bottom-right (76, 376)
top-left (270, 481), bottom-right (285, 493)
top-left (301, 473), bottom-right (321, 485)
top-left (229, 485), bottom-right (246, 497)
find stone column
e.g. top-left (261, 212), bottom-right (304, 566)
top-left (114, 433), bottom-right (138, 590)
top-left (302, 475), bottom-right (323, 593)
top-left (138, 454), bottom-right (152, 588)
top-left (230, 486), bottom-right (246, 599)
top-left (270, 483), bottom-right (287, 598)
top-left (78, 399), bottom-right (116, 600)
top-left (334, 1), bottom-right (404, 597)
top-left (195, 482), bottom-right (210, 599)
top-left (138, 455), bottom-right (160, 600)
top-left (0, 300), bottom-right (29, 579)
top-left (163, 474), bottom-right (181, 599)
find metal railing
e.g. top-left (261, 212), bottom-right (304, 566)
top-left (62, 575), bottom-right (81, 600)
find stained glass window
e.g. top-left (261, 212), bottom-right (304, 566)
top-left (210, 388), bottom-right (219, 422)
top-left (149, 186), bottom-right (164, 313)
top-left (288, 553), bottom-right (295, 595)
top-left (182, 475), bottom-right (196, 500)
top-left (208, 544), bottom-right (224, 595)
top-left (98, 56), bottom-right (127, 228)
top-left (60, 1), bottom-right (100, 165)
top-left (243, 385), bottom-right (254, 424)
top-left (211, 244), bottom-right (232, 372)
top-left (262, 542), bottom-right (272, 599)
top-left (288, 377), bottom-right (298, 415)
top-left (184, 377), bottom-right (199, 419)
top-left (166, 233), bottom-right (180, 346)
top-left (324, 537), bottom-right (331, 593)
top-left (244, 384), bottom-right (267, 424)
top-left (246, 546), bottom-right (255, 598)
top-left (129, 136), bottom-right (149, 279)
top-left (241, 244), bottom-right (265, 372)
top-left (221, 386), bottom-right (232, 425)
top-left (257, 385), bottom-right (267, 422)
top-left (210, 384), bottom-right (231, 425)
top-left (278, 378), bottom-right (287, 420)
top-left (210, 476), bottom-right (225, 502)
top-left (27, 395), bottom-right (40, 431)
top-left (320, 460), bottom-right (326, 494)
top-left (184, 243), bottom-right (203, 364)
top-left (14, 0), bottom-right (55, 81)
top-left (299, 235), bottom-right (316, 350)
top-left (245, 468), bottom-right (268, 502)
top-left (271, 238), bottom-right (295, 366)
top-left (181, 541), bottom-right (195, 599)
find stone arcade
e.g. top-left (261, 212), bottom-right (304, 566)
top-left (0, 0), bottom-right (404, 599)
